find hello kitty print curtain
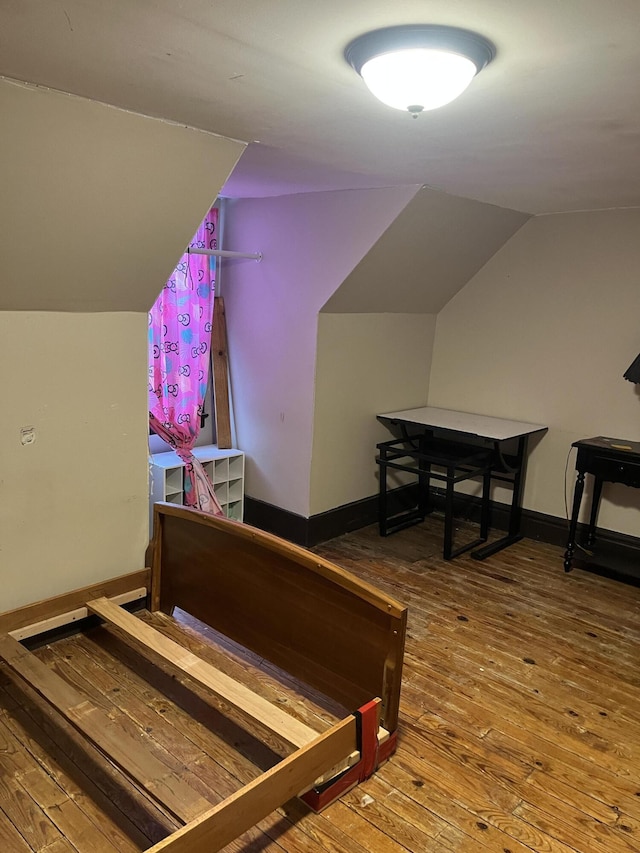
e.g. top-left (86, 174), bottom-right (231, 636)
top-left (148, 205), bottom-right (224, 516)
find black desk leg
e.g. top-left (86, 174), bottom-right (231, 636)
top-left (507, 435), bottom-right (528, 539)
top-left (586, 477), bottom-right (603, 548)
top-left (564, 470), bottom-right (585, 572)
top-left (471, 436), bottom-right (528, 561)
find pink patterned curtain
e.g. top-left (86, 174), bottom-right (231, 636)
top-left (148, 206), bottom-right (223, 516)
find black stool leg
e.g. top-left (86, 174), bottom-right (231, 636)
top-left (443, 465), bottom-right (455, 560)
top-left (480, 468), bottom-right (491, 541)
top-left (378, 455), bottom-right (388, 536)
top-left (418, 462), bottom-right (431, 518)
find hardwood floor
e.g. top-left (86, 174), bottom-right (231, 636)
top-left (1, 518), bottom-right (639, 852)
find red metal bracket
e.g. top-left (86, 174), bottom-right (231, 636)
top-left (300, 699), bottom-right (398, 813)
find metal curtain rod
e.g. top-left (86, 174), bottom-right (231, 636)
top-left (186, 247), bottom-right (262, 262)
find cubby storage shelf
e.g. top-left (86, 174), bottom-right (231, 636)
top-left (149, 445), bottom-right (244, 530)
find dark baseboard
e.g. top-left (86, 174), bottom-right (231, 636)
top-left (245, 485), bottom-right (419, 548)
top-left (245, 488), bottom-right (640, 582)
top-left (427, 486), bottom-right (640, 554)
top-left (308, 484), bottom-right (421, 547)
top-left (243, 497), bottom-right (310, 546)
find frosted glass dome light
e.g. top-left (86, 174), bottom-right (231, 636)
top-left (345, 25), bottom-right (495, 115)
top-left (360, 49), bottom-right (477, 112)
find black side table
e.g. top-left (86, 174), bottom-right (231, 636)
top-left (564, 436), bottom-right (640, 572)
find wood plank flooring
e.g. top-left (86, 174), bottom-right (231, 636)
top-left (1, 517), bottom-right (639, 852)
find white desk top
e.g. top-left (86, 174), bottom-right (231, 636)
top-left (378, 406), bottom-right (547, 441)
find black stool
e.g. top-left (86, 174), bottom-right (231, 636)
top-left (376, 436), bottom-right (493, 560)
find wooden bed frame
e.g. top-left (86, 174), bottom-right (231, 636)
top-left (0, 503), bottom-right (407, 853)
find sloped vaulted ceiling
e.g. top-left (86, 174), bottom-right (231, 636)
top-left (322, 186), bottom-right (530, 313)
top-left (2, 1), bottom-right (640, 215)
top-left (0, 79), bottom-right (244, 312)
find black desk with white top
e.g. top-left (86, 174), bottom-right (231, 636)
top-left (376, 406), bottom-right (547, 560)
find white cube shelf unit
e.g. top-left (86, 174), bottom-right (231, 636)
top-left (149, 445), bottom-right (244, 529)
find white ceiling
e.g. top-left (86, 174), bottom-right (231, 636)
top-left (2, 0), bottom-right (640, 214)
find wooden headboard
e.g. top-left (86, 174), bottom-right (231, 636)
top-left (150, 504), bottom-right (407, 732)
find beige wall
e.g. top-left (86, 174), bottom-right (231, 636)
top-left (1, 312), bottom-right (149, 609)
top-left (223, 183), bottom-right (530, 519)
top-left (428, 210), bottom-right (640, 535)
top-left (1, 78), bottom-right (244, 311)
top-left (223, 186), bottom-right (419, 517)
top-left (323, 187), bottom-right (529, 313)
top-left (1, 78), bottom-right (245, 609)
top-left (310, 313), bottom-right (435, 515)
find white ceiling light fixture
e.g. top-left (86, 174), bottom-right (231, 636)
top-left (345, 25), bottom-right (495, 116)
